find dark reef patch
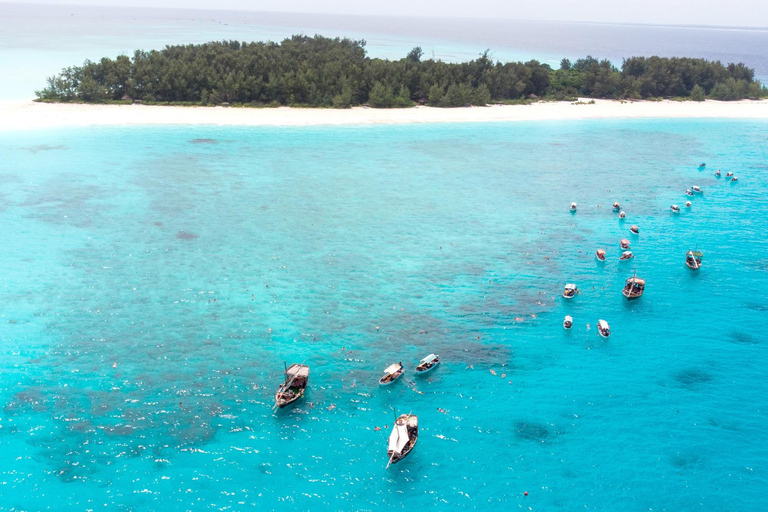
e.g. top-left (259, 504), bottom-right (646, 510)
top-left (177, 230), bottom-right (199, 240)
top-left (190, 138), bottom-right (217, 144)
top-left (514, 420), bottom-right (550, 442)
top-left (674, 368), bottom-right (713, 388)
top-left (729, 331), bottom-right (757, 345)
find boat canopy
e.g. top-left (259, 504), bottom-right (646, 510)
top-left (627, 277), bottom-right (645, 285)
top-left (688, 250), bottom-right (703, 258)
top-left (622, 251), bottom-right (633, 257)
top-left (621, 239), bottom-right (629, 244)
top-left (596, 249), bottom-right (606, 255)
top-left (419, 354), bottom-right (437, 364)
top-left (286, 364), bottom-right (309, 378)
top-left (384, 363), bottom-right (401, 374)
top-left (565, 283), bottom-right (577, 290)
top-left (598, 319), bottom-right (609, 330)
top-left (388, 418), bottom-right (411, 454)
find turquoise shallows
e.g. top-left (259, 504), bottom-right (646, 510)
top-left (0, 120), bottom-right (767, 510)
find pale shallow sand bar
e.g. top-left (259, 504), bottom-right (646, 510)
top-left (2, 98), bottom-right (768, 130)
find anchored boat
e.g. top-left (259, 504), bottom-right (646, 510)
top-left (415, 354), bottom-right (440, 374)
top-left (692, 185), bottom-right (703, 194)
top-left (685, 250), bottom-right (703, 270)
top-left (620, 239), bottom-right (630, 250)
top-left (622, 275), bottom-right (645, 300)
top-left (619, 250), bottom-right (633, 261)
top-left (670, 204), bottom-right (680, 213)
top-left (596, 249), bottom-right (606, 261)
top-left (379, 362), bottom-right (404, 385)
top-left (629, 225), bottom-right (639, 235)
top-left (613, 202), bottom-right (621, 212)
top-left (562, 283), bottom-right (578, 299)
top-left (597, 319), bottom-right (611, 338)
top-left (274, 363), bottom-right (310, 409)
top-left (563, 315), bottom-right (573, 329)
top-left (570, 202), bottom-right (578, 212)
top-left (387, 414), bottom-right (418, 467)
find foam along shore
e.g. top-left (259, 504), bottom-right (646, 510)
top-left (2, 98), bottom-right (768, 130)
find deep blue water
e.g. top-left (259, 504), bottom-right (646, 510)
top-left (1, 3), bottom-right (768, 100)
top-left (1, 120), bottom-right (767, 510)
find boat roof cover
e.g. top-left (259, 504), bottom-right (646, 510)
top-left (565, 315), bottom-right (573, 321)
top-left (596, 249), bottom-right (606, 254)
top-left (689, 250), bottom-right (703, 257)
top-left (631, 225), bottom-right (639, 229)
top-left (388, 422), bottom-right (409, 453)
top-left (621, 238), bottom-right (629, 243)
top-left (598, 319), bottom-right (609, 329)
top-left (384, 363), bottom-right (401, 374)
top-left (622, 251), bottom-right (632, 256)
top-left (420, 354), bottom-right (437, 364)
top-left (565, 283), bottom-right (577, 290)
top-left (627, 276), bottom-right (645, 285)
top-left (286, 364), bottom-right (309, 377)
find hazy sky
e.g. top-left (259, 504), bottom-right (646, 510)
top-left (22, 0), bottom-right (768, 27)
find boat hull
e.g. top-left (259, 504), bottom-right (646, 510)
top-left (275, 388), bottom-right (305, 409)
top-left (415, 362), bottom-right (439, 375)
top-left (379, 372), bottom-right (403, 385)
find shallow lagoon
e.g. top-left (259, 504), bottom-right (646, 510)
top-left (0, 120), bottom-right (767, 510)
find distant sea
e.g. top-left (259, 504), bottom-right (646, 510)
top-left (1, 3), bottom-right (768, 99)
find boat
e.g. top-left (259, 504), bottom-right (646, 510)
top-left (692, 186), bottom-right (703, 194)
top-left (562, 283), bottom-right (578, 299)
top-left (731, 176), bottom-right (738, 182)
top-left (274, 363), bottom-right (310, 409)
top-left (685, 250), bottom-right (703, 270)
top-left (570, 202), bottom-right (577, 212)
top-left (629, 225), bottom-right (639, 235)
top-left (620, 238), bottom-right (630, 250)
top-left (415, 354), bottom-right (440, 374)
top-left (726, 171), bottom-right (733, 177)
top-left (685, 189), bottom-right (693, 196)
top-left (715, 170), bottom-right (721, 177)
top-left (597, 319), bottom-right (611, 338)
top-left (612, 202), bottom-right (621, 212)
top-left (622, 275), bottom-right (645, 300)
top-left (387, 414), bottom-right (418, 467)
top-left (685, 201), bottom-right (692, 208)
top-left (619, 210), bottom-right (626, 219)
top-left (563, 315), bottom-right (573, 329)
top-left (670, 204), bottom-right (680, 213)
top-left (596, 249), bottom-right (606, 261)
top-left (379, 362), bottom-right (404, 385)
top-left (698, 162), bottom-right (706, 168)
top-left (619, 250), bottom-right (633, 260)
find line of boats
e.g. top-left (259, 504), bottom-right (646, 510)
top-left (273, 355), bottom-right (440, 466)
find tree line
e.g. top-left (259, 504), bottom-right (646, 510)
top-left (35, 35), bottom-right (767, 107)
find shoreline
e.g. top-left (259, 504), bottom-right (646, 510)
top-left (2, 98), bottom-right (768, 130)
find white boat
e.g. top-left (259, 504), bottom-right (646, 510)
top-left (274, 363), bottom-right (310, 409)
top-left (570, 202), bottom-right (577, 212)
top-left (597, 319), bottom-right (611, 338)
top-left (620, 238), bottom-right (630, 250)
top-left (698, 162), bottom-right (706, 168)
top-left (692, 186), bottom-right (703, 194)
top-left (563, 315), bottom-right (573, 329)
top-left (595, 249), bottom-right (606, 261)
top-left (685, 201), bottom-right (692, 208)
top-left (685, 189), bottom-right (693, 196)
top-left (715, 170), bottom-right (721, 177)
top-left (670, 204), bottom-right (680, 213)
top-left (629, 225), bottom-right (639, 235)
top-left (415, 354), bottom-right (440, 374)
top-left (387, 414), bottom-right (418, 467)
top-left (562, 283), bottom-right (578, 299)
top-left (612, 202), bottom-right (621, 212)
top-left (731, 176), bottom-right (738, 182)
top-left (379, 363), bottom-right (404, 385)
top-left (726, 172), bottom-right (733, 177)
top-left (619, 210), bottom-right (626, 219)
top-left (619, 250), bottom-right (633, 260)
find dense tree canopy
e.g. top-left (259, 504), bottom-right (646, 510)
top-left (35, 36), bottom-right (767, 107)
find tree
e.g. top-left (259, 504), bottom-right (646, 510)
top-left (560, 58), bottom-right (571, 70)
top-left (406, 47), bottom-right (423, 63)
top-left (690, 84), bottom-right (705, 101)
top-left (368, 81), bottom-right (394, 108)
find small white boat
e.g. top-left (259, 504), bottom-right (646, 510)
top-left (619, 210), bottom-right (626, 219)
top-left (597, 319), bottom-right (611, 338)
top-left (596, 249), bottom-right (606, 261)
top-left (715, 170), bottom-right (721, 177)
top-left (731, 176), bottom-right (738, 182)
top-left (570, 202), bottom-right (577, 212)
top-left (629, 225), bottom-right (639, 235)
top-left (619, 250), bottom-right (633, 260)
top-left (562, 283), bottom-right (578, 299)
top-left (726, 171), bottom-right (733, 177)
top-left (379, 363), bottom-right (404, 385)
top-left (692, 186), bottom-right (703, 194)
top-left (620, 238), bottom-right (630, 250)
top-left (698, 162), bottom-right (706, 168)
top-left (415, 354), bottom-right (440, 374)
top-left (563, 315), bottom-right (573, 329)
top-left (685, 201), bottom-right (692, 208)
top-left (612, 202), bottom-right (621, 212)
top-left (670, 204), bottom-right (680, 213)
top-left (387, 414), bottom-right (418, 467)
top-left (685, 189), bottom-right (693, 196)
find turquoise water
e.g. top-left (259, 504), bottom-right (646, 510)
top-left (1, 120), bottom-right (767, 510)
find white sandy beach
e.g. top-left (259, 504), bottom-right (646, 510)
top-left (1, 98), bottom-right (768, 130)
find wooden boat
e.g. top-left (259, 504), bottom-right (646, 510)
top-left (692, 185), bottom-right (703, 194)
top-left (274, 363), bottom-right (310, 409)
top-left (562, 283), bottom-right (578, 299)
top-left (415, 354), bottom-right (440, 374)
top-left (685, 250), bottom-right (703, 270)
top-left (595, 249), bottom-right (606, 261)
top-left (597, 319), bottom-right (611, 338)
top-left (387, 414), bottom-right (418, 467)
top-left (629, 225), bottom-right (639, 235)
top-left (620, 239), bottom-right (630, 250)
top-left (563, 315), bottom-right (573, 329)
top-left (612, 202), bottom-right (621, 212)
top-left (622, 275), bottom-right (645, 300)
top-left (570, 202), bottom-right (577, 212)
top-left (379, 362), bottom-right (404, 385)
top-left (619, 250), bottom-right (633, 260)
top-left (670, 204), bottom-right (680, 213)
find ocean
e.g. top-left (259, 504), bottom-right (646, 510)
top-left (2, 3), bottom-right (768, 100)
top-left (1, 120), bottom-right (767, 510)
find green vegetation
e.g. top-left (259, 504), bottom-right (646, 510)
top-left (35, 36), bottom-right (768, 107)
